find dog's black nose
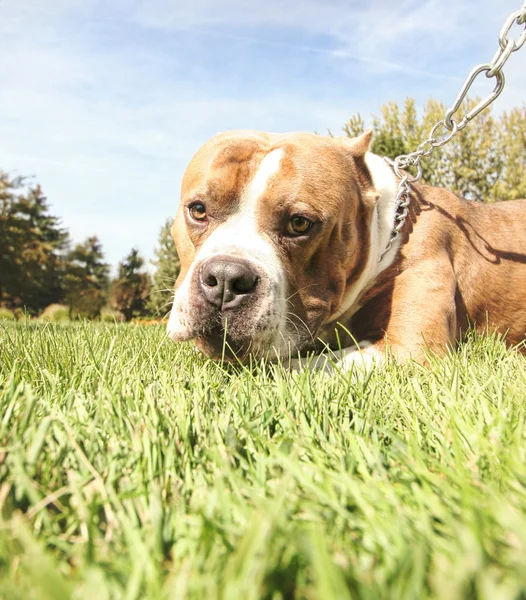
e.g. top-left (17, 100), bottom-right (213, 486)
top-left (199, 255), bottom-right (259, 310)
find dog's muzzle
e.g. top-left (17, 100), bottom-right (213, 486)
top-left (168, 240), bottom-right (291, 361)
top-left (181, 254), bottom-right (273, 360)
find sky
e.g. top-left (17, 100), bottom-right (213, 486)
top-left (1, 0), bottom-right (525, 267)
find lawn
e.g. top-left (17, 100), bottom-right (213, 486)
top-left (1, 321), bottom-right (526, 600)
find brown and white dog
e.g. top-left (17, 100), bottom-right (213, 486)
top-left (167, 130), bottom-right (526, 370)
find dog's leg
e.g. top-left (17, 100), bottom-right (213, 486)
top-left (289, 258), bottom-right (457, 372)
top-left (379, 258), bottom-right (458, 363)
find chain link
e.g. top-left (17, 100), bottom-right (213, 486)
top-left (380, 2), bottom-right (526, 261)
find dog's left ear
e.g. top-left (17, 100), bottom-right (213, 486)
top-left (337, 129), bottom-right (379, 205)
top-left (337, 129), bottom-right (374, 156)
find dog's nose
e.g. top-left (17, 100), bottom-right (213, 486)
top-left (199, 256), bottom-right (259, 310)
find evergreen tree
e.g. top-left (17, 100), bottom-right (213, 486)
top-left (0, 172), bottom-right (69, 313)
top-left (63, 236), bottom-right (109, 319)
top-left (147, 218), bottom-right (181, 318)
top-left (109, 248), bottom-right (151, 321)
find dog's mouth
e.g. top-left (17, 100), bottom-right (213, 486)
top-left (195, 327), bottom-right (250, 362)
top-left (193, 323), bottom-right (317, 363)
top-left (194, 319), bottom-right (284, 362)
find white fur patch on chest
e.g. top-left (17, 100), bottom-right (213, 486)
top-left (365, 152), bottom-right (399, 269)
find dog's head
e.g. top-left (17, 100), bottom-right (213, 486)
top-left (167, 130), bottom-right (396, 361)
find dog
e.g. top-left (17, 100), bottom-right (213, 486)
top-left (167, 129), bottom-right (526, 370)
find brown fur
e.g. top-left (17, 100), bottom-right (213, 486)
top-left (363, 185), bottom-right (526, 359)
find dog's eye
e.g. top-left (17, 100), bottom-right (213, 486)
top-left (189, 203), bottom-right (207, 222)
top-left (286, 215), bottom-right (313, 236)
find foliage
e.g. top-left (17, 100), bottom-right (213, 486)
top-left (343, 98), bottom-right (525, 202)
top-left (0, 307), bottom-right (15, 320)
top-left (1, 323), bottom-right (526, 599)
top-left (0, 172), bottom-right (69, 313)
top-left (147, 218), bottom-right (181, 318)
top-left (493, 106), bottom-right (526, 200)
top-left (63, 236), bottom-right (110, 319)
top-left (100, 307), bottom-right (125, 322)
top-left (109, 248), bottom-right (151, 322)
top-left (39, 304), bottom-right (70, 323)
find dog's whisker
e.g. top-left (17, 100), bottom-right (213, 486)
top-left (286, 311), bottom-right (315, 344)
top-left (283, 322), bottom-right (302, 355)
top-left (285, 283), bottom-right (319, 303)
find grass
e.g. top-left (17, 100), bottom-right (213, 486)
top-left (1, 321), bottom-right (526, 599)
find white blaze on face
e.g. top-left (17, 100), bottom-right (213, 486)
top-left (197, 148), bottom-right (284, 259)
top-left (167, 148), bottom-right (286, 344)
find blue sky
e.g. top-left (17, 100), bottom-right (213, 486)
top-left (1, 0), bottom-right (525, 267)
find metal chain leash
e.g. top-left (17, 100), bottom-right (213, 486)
top-left (380, 2), bottom-right (526, 261)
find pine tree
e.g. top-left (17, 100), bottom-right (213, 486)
top-left (0, 172), bottom-right (69, 313)
top-left (63, 236), bottom-right (109, 319)
top-left (110, 248), bottom-right (151, 321)
top-left (147, 218), bottom-right (181, 318)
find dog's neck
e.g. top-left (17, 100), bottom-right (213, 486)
top-left (368, 152), bottom-right (401, 270)
top-left (323, 152), bottom-right (399, 326)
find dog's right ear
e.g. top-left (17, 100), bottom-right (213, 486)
top-left (336, 129), bottom-right (374, 157)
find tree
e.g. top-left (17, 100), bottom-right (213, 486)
top-left (63, 236), bottom-right (109, 319)
top-left (109, 248), bottom-right (151, 321)
top-left (492, 106), bottom-right (526, 200)
top-left (342, 98), bottom-right (450, 188)
top-left (147, 218), bottom-right (181, 318)
top-left (341, 97), bottom-right (522, 203)
top-left (0, 172), bottom-right (69, 313)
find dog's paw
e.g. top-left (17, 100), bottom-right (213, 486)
top-left (288, 342), bottom-right (384, 375)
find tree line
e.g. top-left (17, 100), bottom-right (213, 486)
top-left (0, 173), bottom-right (180, 320)
top-left (1, 97), bottom-right (524, 320)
